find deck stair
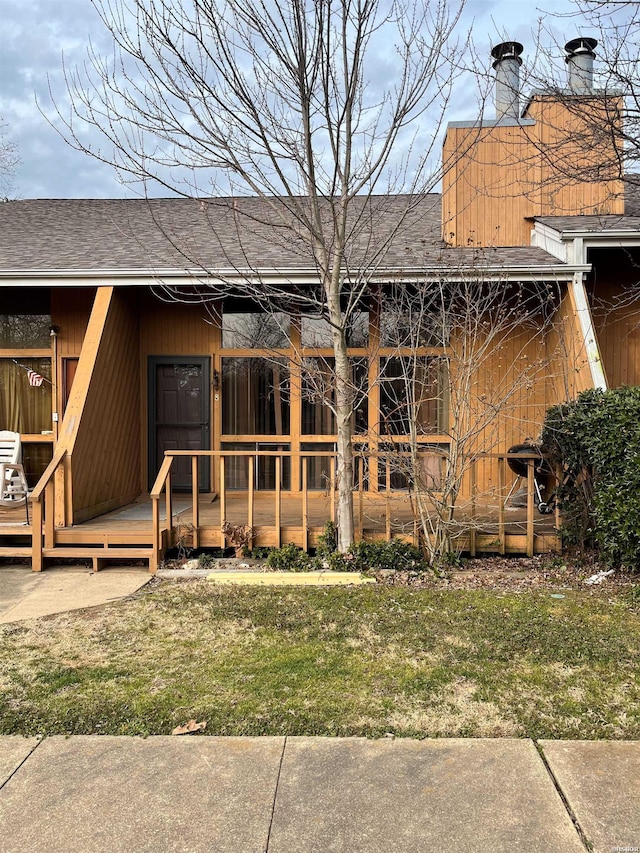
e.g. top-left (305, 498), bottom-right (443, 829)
top-left (0, 518), bottom-right (163, 572)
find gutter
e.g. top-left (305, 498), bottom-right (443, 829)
top-left (0, 264), bottom-right (591, 286)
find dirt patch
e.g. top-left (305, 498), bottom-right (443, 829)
top-left (375, 554), bottom-right (639, 593)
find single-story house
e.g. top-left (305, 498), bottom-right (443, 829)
top-left (1, 38), bottom-right (639, 570)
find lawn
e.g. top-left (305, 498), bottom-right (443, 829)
top-left (1, 579), bottom-right (639, 739)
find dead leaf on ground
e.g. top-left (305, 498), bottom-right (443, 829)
top-left (171, 719), bottom-right (207, 735)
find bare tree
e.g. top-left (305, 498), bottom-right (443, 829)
top-left (530, 2), bottom-right (640, 187)
top-left (53, 0), bottom-right (469, 550)
top-left (0, 120), bottom-right (20, 201)
top-left (378, 265), bottom-right (564, 561)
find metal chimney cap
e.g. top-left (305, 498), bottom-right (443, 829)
top-left (491, 41), bottom-right (524, 69)
top-left (565, 37), bottom-right (597, 59)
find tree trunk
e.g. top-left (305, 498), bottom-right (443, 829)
top-left (334, 339), bottom-right (355, 552)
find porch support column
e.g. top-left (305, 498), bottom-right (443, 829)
top-left (570, 270), bottom-right (607, 391)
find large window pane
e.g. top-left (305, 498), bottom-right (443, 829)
top-left (222, 357), bottom-right (289, 435)
top-left (0, 289), bottom-right (51, 348)
top-left (300, 442), bottom-right (334, 490)
top-left (301, 312), bottom-right (368, 347)
top-left (221, 442), bottom-right (290, 490)
top-left (379, 288), bottom-right (447, 348)
top-left (301, 357), bottom-right (368, 435)
top-left (0, 358), bottom-right (52, 433)
top-left (379, 357), bottom-right (448, 435)
top-left (222, 311), bottom-right (290, 348)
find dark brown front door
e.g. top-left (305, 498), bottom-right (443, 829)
top-left (148, 357), bottom-right (210, 491)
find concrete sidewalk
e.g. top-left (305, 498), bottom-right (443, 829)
top-left (0, 565), bottom-right (150, 623)
top-left (1, 736), bottom-right (638, 852)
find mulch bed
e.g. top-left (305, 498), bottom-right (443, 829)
top-left (375, 555), bottom-right (639, 593)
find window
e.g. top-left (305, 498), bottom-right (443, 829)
top-left (379, 357), bottom-right (448, 435)
top-left (0, 288), bottom-right (51, 348)
top-left (221, 442), bottom-right (291, 490)
top-left (0, 358), bottom-right (52, 434)
top-left (301, 357), bottom-right (368, 435)
top-left (222, 311), bottom-right (290, 349)
top-left (222, 357), bottom-right (290, 435)
top-left (301, 312), bottom-right (368, 348)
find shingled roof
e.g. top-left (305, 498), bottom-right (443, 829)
top-left (0, 194), bottom-right (568, 276)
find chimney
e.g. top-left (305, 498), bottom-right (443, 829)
top-left (565, 37), bottom-right (597, 94)
top-left (491, 41), bottom-right (524, 121)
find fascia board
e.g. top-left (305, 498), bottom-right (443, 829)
top-left (0, 264), bottom-right (588, 286)
top-left (558, 231), bottom-right (640, 244)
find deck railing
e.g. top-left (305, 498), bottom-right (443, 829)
top-left (149, 448), bottom-right (561, 560)
top-left (29, 448), bottom-right (68, 571)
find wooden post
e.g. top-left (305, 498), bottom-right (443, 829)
top-left (191, 455), bottom-right (199, 550)
top-left (469, 459), bottom-right (477, 558)
top-left (219, 456), bottom-right (226, 549)
top-left (357, 455), bottom-right (364, 541)
top-left (248, 455), bottom-right (254, 551)
top-left (302, 457), bottom-right (308, 552)
top-left (554, 462), bottom-right (562, 552)
top-left (275, 455), bottom-right (282, 548)
top-left (151, 496), bottom-right (160, 574)
top-left (498, 455), bottom-right (506, 556)
top-left (44, 479), bottom-right (55, 550)
top-left (31, 498), bottom-right (43, 572)
top-left (526, 458), bottom-right (535, 557)
top-left (330, 456), bottom-right (336, 523)
top-left (165, 470), bottom-right (173, 548)
top-left (385, 461), bottom-right (391, 541)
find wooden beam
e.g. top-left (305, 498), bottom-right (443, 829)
top-left (165, 471), bottom-right (173, 549)
top-left (191, 456), bottom-right (199, 550)
top-left (219, 456), bottom-right (226, 549)
top-left (275, 456), bottom-right (281, 548)
top-left (248, 455), bottom-right (254, 551)
top-left (526, 459), bottom-right (535, 558)
top-left (498, 456), bottom-right (506, 556)
top-left (31, 498), bottom-right (43, 572)
top-left (302, 458), bottom-right (308, 552)
top-left (469, 460), bottom-right (477, 558)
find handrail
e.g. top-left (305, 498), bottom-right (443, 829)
top-left (30, 448), bottom-right (67, 503)
top-left (146, 446), bottom-right (558, 570)
top-left (150, 455), bottom-right (174, 500)
top-left (29, 448), bottom-right (68, 572)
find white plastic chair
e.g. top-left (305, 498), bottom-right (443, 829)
top-left (0, 430), bottom-right (30, 523)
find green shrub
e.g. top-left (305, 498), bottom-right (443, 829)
top-left (315, 537), bottom-right (429, 573)
top-left (542, 386), bottom-right (640, 569)
top-left (197, 550), bottom-right (225, 569)
top-left (264, 530), bottom-right (429, 574)
top-left (315, 521), bottom-right (337, 558)
top-left (266, 542), bottom-right (318, 572)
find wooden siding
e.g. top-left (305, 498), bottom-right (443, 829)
top-left (51, 288), bottom-right (95, 422)
top-left (58, 286), bottom-right (142, 523)
top-left (442, 97), bottom-right (624, 248)
top-left (590, 281), bottom-right (640, 389)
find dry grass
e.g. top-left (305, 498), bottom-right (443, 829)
top-left (0, 579), bottom-right (639, 738)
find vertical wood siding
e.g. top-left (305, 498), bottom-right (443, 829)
top-left (442, 97), bottom-right (624, 248)
top-left (59, 287), bottom-right (142, 522)
top-left (590, 280), bottom-right (640, 389)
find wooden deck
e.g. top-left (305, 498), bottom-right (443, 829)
top-left (0, 487), bottom-right (560, 572)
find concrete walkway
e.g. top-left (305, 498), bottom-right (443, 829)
top-left (0, 565), bottom-right (150, 624)
top-left (0, 736), bottom-right (638, 852)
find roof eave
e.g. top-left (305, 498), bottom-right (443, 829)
top-left (0, 263), bottom-right (585, 286)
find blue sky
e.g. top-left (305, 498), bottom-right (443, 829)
top-left (1, 0), bottom-right (587, 199)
